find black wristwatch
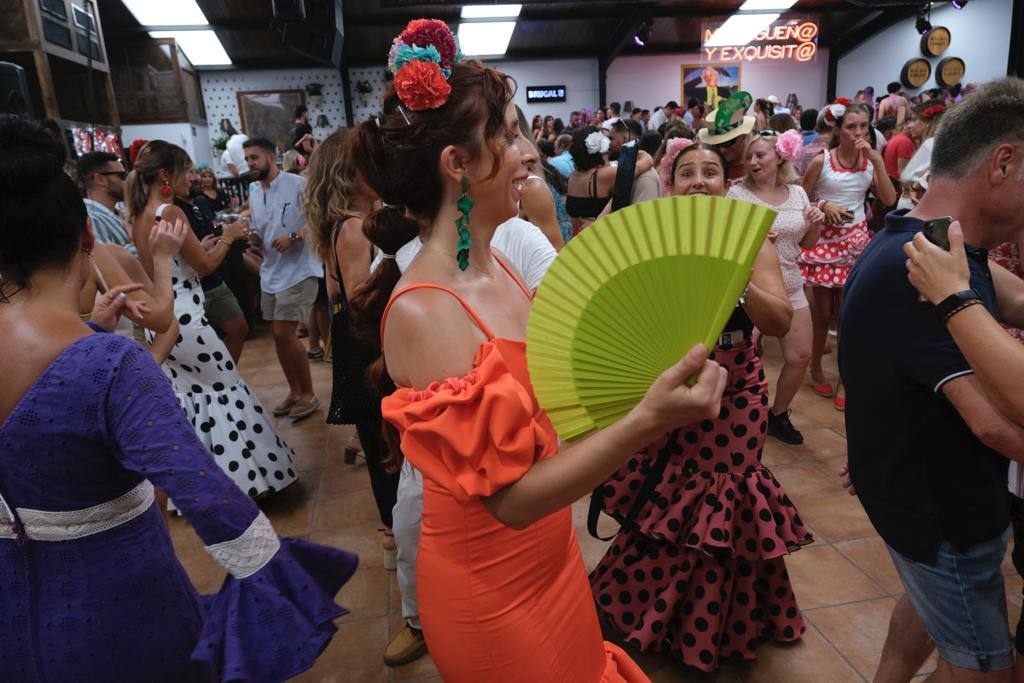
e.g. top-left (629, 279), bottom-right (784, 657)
top-left (934, 289), bottom-right (980, 322)
top-left (289, 231), bottom-right (299, 242)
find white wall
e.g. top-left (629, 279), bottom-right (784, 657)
top-left (607, 51), bottom-right (830, 112)
top-left (198, 67), bottom-right (348, 173)
top-left (837, 0), bottom-right (1013, 98)
top-left (121, 122), bottom-right (211, 167)
top-left (491, 58), bottom-right (600, 122)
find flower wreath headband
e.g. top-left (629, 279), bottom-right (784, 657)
top-left (387, 19), bottom-right (463, 112)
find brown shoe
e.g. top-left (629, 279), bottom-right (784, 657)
top-left (273, 397), bottom-right (297, 416)
top-left (384, 622), bottom-right (427, 667)
top-left (288, 397), bottom-right (320, 422)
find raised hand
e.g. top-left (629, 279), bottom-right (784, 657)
top-left (150, 218), bottom-right (188, 259)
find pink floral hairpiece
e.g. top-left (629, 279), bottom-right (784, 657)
top-left (659, 137), bottom-right (697, 196)
top-left (774, 129), bottom-right (804, 161)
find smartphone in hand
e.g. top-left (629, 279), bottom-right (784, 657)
top-left (922, 216), bottom-right (954, 251)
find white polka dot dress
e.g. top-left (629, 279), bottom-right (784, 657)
top-left (148, 256), bottom-right (298, 499)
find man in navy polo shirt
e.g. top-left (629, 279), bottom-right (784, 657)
top-left (841, 77), bottom-right (1024, 682)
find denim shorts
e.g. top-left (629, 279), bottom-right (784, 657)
top-left (887, 528), bottom-right (1014, 672)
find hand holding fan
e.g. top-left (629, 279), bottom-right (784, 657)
top-left (527, 195), bottom-right (776, 441)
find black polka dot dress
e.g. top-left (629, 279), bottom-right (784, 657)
top-left (147, 257), bottom-right (297, 500)
top-left (590, 339), bottom-right (813, 672)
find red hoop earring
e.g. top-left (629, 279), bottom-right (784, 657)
top-left (159, 182), bottom-right (172, 199)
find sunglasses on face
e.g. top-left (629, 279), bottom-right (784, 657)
top-left (716, 135), bottom-right (743, 149)
top-left (753, 129), bottom-right (780, 137)
top-left (97, 171), bottom-right (128, 180)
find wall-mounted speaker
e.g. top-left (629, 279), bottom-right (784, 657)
top-left (274, 0), bottom-right (343, 68)
top-left (0, 62), bottom-right (32, 117)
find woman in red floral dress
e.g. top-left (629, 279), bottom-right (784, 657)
top-left (590, 139), bottom-right (814, 672)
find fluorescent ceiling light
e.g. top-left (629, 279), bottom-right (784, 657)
top-left (457, 21), bottom-right (516, 56)
top-left (705, 13), bottom-right (780, 46)
top-left (150, 30), bottom-right (232, 65)
top-left (738, 0), bottom-right (798, 10)
top-left (460, 4), bottom-right (522, 19)
top-left (122, 0), bottom-right (208, 26)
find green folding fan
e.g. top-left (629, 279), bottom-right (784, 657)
top-left (527, 195), bottom-right (776, 441)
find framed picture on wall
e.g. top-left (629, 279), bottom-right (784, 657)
top-left (236, 89), bottom-right (305, 154)
top-left (681, 64), bottom-right (742, 111)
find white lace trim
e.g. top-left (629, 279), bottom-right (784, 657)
top-left (205, 512), bottom-right (281, 580)
top-left (0, 481), bottom-right (154, 542)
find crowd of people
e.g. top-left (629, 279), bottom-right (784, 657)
top-left (2, 12), bottom-right (1024, 683)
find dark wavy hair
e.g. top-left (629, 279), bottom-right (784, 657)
top-left (569, 125), bottom-right (606, 171)
top-left (0, 115), bottom-right (87, 300)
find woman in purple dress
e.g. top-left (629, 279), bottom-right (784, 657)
top-left (0, 117), bottom-right (357, 681)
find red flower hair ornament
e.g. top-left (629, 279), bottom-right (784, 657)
top-left (823, 98), bottom-right (854, 128)
top-left (922, 104), bottom-right (946, 120)
top-left (388, 19), bottom-right (462, 112)
top-left (127, 138), bottom-right (149, 165)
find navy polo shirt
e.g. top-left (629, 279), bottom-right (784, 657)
top-left (839, 211), bottom-right (1009, 565)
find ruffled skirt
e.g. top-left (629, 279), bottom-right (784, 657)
top-left (590, 343), bottom-right (812, 672)
top-left (799, 221), bottom-right (870, 288)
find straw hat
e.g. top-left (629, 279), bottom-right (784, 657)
top-left (697, 91), bottom-right (756, 146)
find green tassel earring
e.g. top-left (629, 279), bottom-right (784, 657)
top-left (456, 176), bottom-right (473, 271)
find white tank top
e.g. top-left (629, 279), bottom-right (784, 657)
top-left (815, 149), bottom-right (874, 226)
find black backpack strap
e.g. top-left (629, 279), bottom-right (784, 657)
top-left (587, 427), bottom-right (681, 541)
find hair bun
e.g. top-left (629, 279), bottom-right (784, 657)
top-left (0, 115), bottom-right (66, 195)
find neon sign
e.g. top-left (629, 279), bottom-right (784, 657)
top-left (702, 19), bottom-right (818, 63)
top-left (526, 85), bottom-right (567, 103)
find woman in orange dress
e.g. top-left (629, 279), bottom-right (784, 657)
top-left (347, 20), bottom-right (729, 683)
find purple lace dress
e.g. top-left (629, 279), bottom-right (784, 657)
top-left (0, 328), bottom-right (358, 682)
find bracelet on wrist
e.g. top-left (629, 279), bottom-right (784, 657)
top-left (942, 299), bottom-right (981, 324)
top-left (935, 289), bottom-right (981, 323)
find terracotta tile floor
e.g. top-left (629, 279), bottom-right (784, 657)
top-left (165, 325), bottom-right (1019, 682)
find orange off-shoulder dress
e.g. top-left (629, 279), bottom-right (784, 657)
top-left (380, 265), bottom-right (649, 683)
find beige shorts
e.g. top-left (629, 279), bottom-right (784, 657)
top-left (261, 277), bottom-right (319, 323)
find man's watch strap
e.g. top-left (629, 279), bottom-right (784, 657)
top-left (935, 289), bottom-right (981, 322)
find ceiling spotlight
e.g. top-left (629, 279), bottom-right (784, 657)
top-left (915, 5), bottom-right (932, 34)
top-left (951, 0), bottom-right (968, 7)
top-left (633, 18), bottom-right (653, 47)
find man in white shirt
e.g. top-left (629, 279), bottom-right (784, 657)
top-left (648, 100), bottom-right (678, 133)
top-left (221, 133), bottom-right (248, 177)
top-left (601, 101), bottom-right (622, 130)
top-left (244, 138), bottom-right (323, 420)
top-left (371, 216), bottom-right (555, 291)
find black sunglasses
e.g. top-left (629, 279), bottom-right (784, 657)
top-left (97, 171), bottom-right (128, 180)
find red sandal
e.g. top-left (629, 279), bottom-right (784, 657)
top-left (811, 382), bottom-right (835, 398)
